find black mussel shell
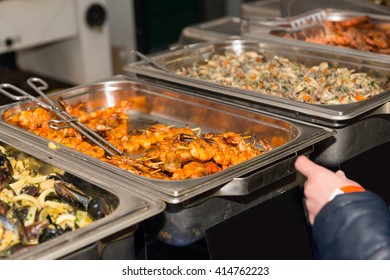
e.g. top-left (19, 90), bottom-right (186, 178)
top-left (38, 224), bottom-right (71, 243)
top-left (54, 181), bottom-right (90, 211)
top-left (20, 185), bottom-right (40, 196)
top-left (46, 173), bottom-right (64, 181)
top-left (88, 197), bottom-right (110, 220)
top-left (0, 152), bottom-right (13, 191)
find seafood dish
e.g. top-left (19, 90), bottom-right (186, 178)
top-left (126, 39), bottom-right (390, 167)
top-left (0, 77), bottom-right (333, 203)
top-left (240, 9), bottom-right (390, 58)
top-left (272, 15), bottom-right (390, 54)
top-left (175, 50), bottom-right (389, 105)
top-left (126, 38), bottom-right (390, 122)
top-left (5, 95), bottom-right (273, 180)
top-left (0, 144), bottom-right (112, 257)
top-left (0, 129), bottom-right (164, 259)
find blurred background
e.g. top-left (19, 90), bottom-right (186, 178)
top-left (1, 0), bottom-right (390, 260)
top-left (1, 0), bottom-right (389, 89)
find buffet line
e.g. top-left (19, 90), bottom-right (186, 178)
top-left (0, 8), bottom-right (389, 259)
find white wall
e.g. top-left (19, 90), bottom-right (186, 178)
top-left (106, 0), bottom-right (137, 73)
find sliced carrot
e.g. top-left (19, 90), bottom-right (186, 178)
top-left (303, 94), bottom-right (311, 101)
top-left (355, 94), bottom-right (365, 101)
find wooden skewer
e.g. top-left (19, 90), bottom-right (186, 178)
top-left (135, 156), bottom-right (159, 161)
top-left (177, 145), bottom-right (190, 150)
top-left (147, 161), bottom-right (164, 166)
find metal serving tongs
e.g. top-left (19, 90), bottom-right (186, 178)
top-left (242, 8), bottom-right (327, 37)
top-left (129, 49), bottom-right (174, 73)
top-left (0, 77), bottom-right (123, 157)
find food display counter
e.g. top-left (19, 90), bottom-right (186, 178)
top-left (1, 2), bottom-right (389, 260)
top-left (123, 10), bottom-right (390, 257)
top-left (0, 75), bottom-right (332, 251)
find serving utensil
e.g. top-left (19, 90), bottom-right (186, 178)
top-left (0, 77), bottom-right (123, 156)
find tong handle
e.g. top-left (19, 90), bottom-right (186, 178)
top-left (48, 116), bottom-right (122, 156)
top-left (48, 118), bottom-right (79, 129)
top-left (129, 49), bottom-right (172, 73)
top-left (26, 78), bottom-right (123, 157)
top-left (27, 77), bottom-right (57, 108)
top-left (0, 83), bottom-right (53, 111)
top-left (56, 111), bottom-right (123, 156)
top-left (289, 9), bottom-right (327, 29)
top-left (0, 83), bottom-right (34, 101)
top-left (242, 16), bottom-right (292, 27)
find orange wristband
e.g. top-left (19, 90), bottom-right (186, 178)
top-left (329, 185), bottom-right (365, 201)
top-left (340, 186), bottom-right (366, 193)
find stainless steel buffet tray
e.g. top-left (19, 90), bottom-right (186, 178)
top-left (178, 16), bottom-right (242, 46)
top-left (241, 8), bottom-right (390, 61)
top-left (241, 0), bottom-right (281, 18)
top-left (0, 76), bottom-right (333, 204)
top-left (0, 130), bottom-right (165, 260)
top-left (124, 38), bottom-right (390, 166)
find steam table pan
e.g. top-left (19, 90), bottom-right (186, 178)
top-left (0, 130), bottom-right (165, 260)
top-left (241, 8), bottom-right (390, 62)
top-left (124, 38), bottom-right (390, 166)
top-left (0, 76), bottom-right (332, 205)
top-left (177, 16), bottom-right (242, 46)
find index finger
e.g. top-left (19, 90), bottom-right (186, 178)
top-left (294, 155), bottom-right (325, 177)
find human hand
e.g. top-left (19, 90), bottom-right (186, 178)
top-left (294, 155), bottom-right (362, 225)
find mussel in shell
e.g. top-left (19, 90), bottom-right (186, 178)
top-left (54, 181), bottom-right (91, 211)
top-left (0, 150), bottom-right (113, 257)
top-left (0, 215), bottom-right (20, 252)
top-left (54, 180), bottom-right (111, 220)
top-left (0, 152), bottom-right (13, 191)
top-left (88, 197), bottom-right (110, 220)
top-left (20, 185), bottom-right (40, 196)
top-left (39, 223), bottom-right (72, 243)
top-left (46, 173), bottom-right (64, 182)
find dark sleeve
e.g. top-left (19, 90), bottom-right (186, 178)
top-left (313, 191), bottom-right (390, 259)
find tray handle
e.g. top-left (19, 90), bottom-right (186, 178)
top-left (366, 101), bottom-right (390, 117)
